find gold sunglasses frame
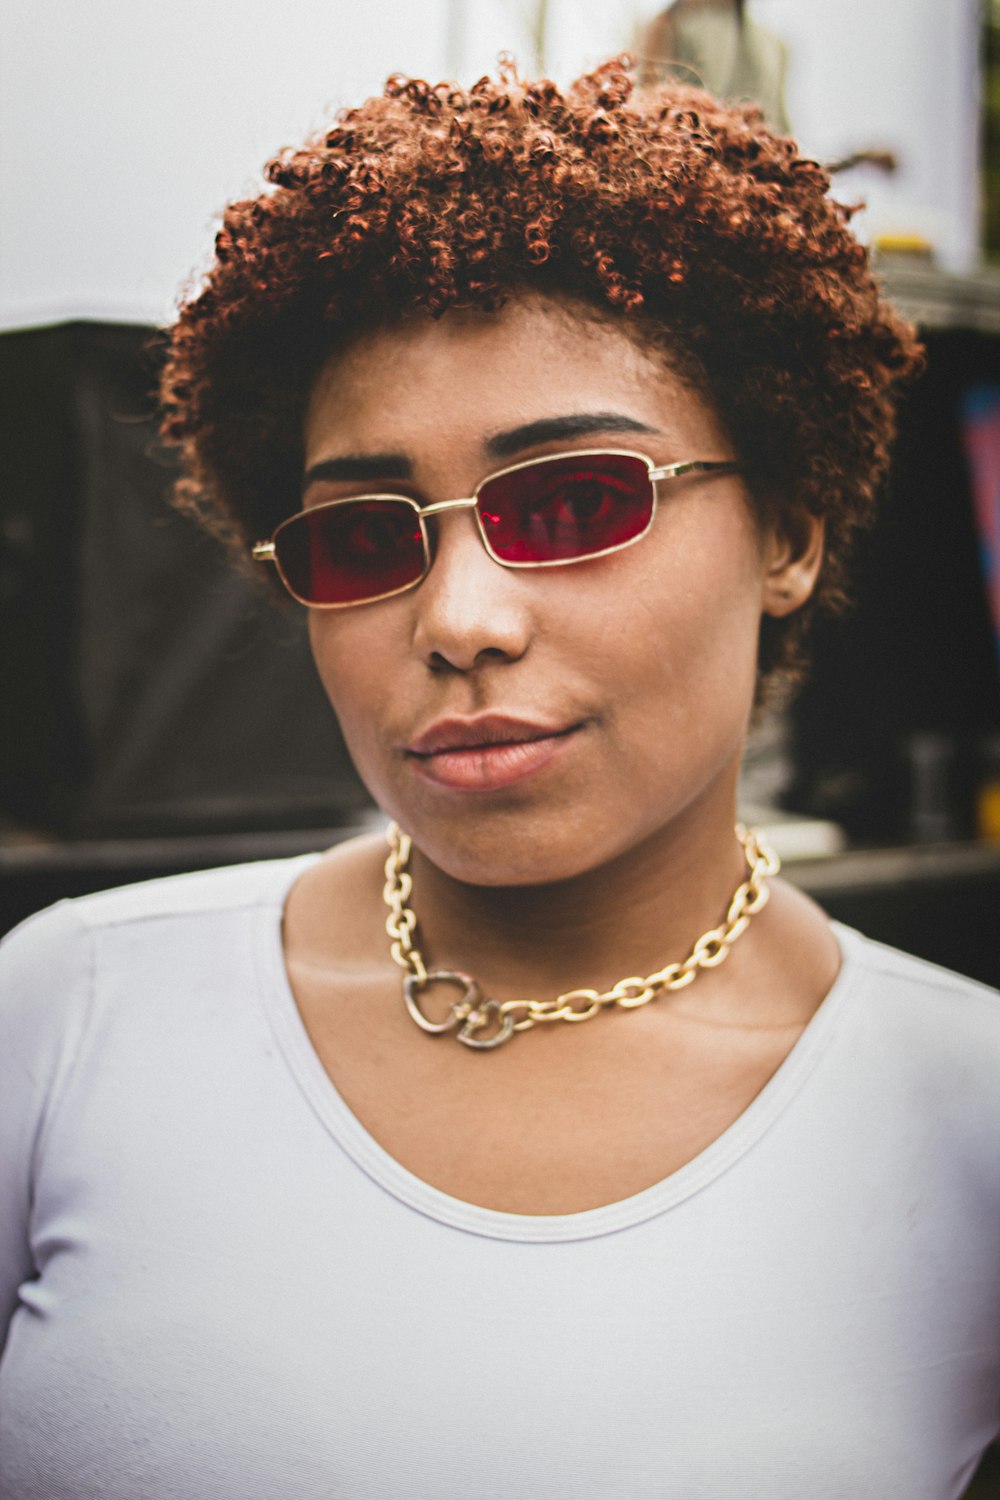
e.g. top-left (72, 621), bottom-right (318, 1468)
top-left (252, 447), bottom-right (741, 608)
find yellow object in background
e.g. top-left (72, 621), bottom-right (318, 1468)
top-left (873, 232), bottom-right (935, 260)
top-left (979, 776), bottom-right (1000, 842)
top-left (979, 738), bottom-right (1000, 842)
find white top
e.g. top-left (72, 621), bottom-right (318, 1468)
top-left (1, 857), bottom-right (998, 1500)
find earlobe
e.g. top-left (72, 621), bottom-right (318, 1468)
top-left (761, 511), bottom-right (825, 618)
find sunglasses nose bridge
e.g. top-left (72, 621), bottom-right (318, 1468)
top-left (418, 495), bottom-right (479, 519)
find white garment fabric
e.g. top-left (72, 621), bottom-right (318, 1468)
top-left (0, 857), bottom-right (998, 1500)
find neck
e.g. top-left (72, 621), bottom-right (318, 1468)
top-left (404, 787), bottom-right (750, 1005)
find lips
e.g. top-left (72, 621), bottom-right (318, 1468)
top-left (407, 714), bottom-right (575, 756)
top-left (404, 714), bottom-right (583, 792)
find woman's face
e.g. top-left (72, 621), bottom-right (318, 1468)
top-left (303, 294), bottom-right (815, 886)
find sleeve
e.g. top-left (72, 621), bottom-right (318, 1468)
top-left (0, 901), bottom-right (94, 1357)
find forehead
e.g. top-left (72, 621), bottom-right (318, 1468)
top-left (303, 293), bottom-right (729, 463)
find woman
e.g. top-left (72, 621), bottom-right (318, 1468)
top-left (1, 58), bottom-right (998, 1500)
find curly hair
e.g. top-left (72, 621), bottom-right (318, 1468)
top-left (160, 56), bottom-right (922, 684)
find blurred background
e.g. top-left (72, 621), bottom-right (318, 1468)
top-left (2, 1), bottom-right (999, 1000)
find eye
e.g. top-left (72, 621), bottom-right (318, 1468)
top-left (340, 506), bottom-right (416, 559)
top-left (543, 475), bottom-right (617, 526)
top-left (524, 468), bottom-right (632, 539)
top-left (477, 453), bottom-right (652, 563)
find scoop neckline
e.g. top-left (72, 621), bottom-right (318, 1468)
top-left (253, 853), bottom-right (861, 1244)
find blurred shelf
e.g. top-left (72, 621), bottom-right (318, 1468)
top-left (2, 825), bottom-right (998, 987)
top-left (0, 820), bottom-right (376, 876)
top-left (784, 837), bottom-right (1000, 895)
top-left (876, 260), bottom-right (1000, 335)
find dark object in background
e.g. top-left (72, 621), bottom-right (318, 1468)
top-left (0, 321), bottom-right (370, 837)
top-left (784, 328), bottom-right (1000, 845)
top-left (984, 0), bottom-right (1000, 261)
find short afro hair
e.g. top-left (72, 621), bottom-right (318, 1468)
top-left (160, 56), bottom-right (923, 685)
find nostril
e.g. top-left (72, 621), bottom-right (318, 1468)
top-left (427, 644), bottom-right (511, 675)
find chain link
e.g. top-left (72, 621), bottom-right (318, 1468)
top-left (384, 822), bottom-right (780, 1048)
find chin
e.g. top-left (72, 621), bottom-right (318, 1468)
top-left (403, 802), bottom-right (633, 889)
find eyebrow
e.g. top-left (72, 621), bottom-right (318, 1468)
top-left (303, 452), bottom-right (412, 489)
top-left (301, 412), bottom-right (660, 490)
top-left (484, 412), bottom-right (660, 459)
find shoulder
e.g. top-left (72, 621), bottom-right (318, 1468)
top-left (832, 922), bottom-right (1000, 1105)
top-left (0, 854), bottom-right (318, 1036)
top-left (50, 854), bottom-right (320, 934)
top-left (834, 922), bottom-right (999, 1017)
top-left (3, 854), bottom-right (319, 948)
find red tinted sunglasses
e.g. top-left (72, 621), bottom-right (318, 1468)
top-left (252, 448), bottom-right (740, 608)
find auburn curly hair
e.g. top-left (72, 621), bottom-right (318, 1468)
top-left (160, 56), bottom-right (922, 684)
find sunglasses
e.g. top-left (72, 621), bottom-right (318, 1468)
top-left (252, 448), bottom-right (741, 608)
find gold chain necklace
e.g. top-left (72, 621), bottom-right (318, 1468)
top-left (382, 821), bottom-right (780, 1051)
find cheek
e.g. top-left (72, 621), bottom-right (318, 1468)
top-left (613, 604), bottom-right (759, 776)
top-left (619, 517), bottom-right (766, 704)
top-left (308, 614), bottom-right (393, 753)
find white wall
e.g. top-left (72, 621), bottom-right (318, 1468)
top-left (0, 0), bottom-right (441, 328)
top-left (0, 0), bottom-right (982, 331)
top-left (753, 0), bottom-right (981, 272)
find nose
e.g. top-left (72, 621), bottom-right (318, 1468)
top-left (411, 507), bottom-right (533, 673)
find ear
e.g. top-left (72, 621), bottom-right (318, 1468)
top-left (760, 509), bottom-right (825, 618)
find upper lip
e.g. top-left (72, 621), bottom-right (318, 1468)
top-left (405, 714), bottom-right (580, 756)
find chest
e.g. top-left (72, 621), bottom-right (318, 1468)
top-left (290, 966), bottom-right (806, 1214)
top-left (14, 1066), bottom-right (998, 1500)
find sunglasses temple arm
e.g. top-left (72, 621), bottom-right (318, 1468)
top-left (252, 542), bottom-right (276, 562)
top-left (649, 459), bottom-right (741, 480)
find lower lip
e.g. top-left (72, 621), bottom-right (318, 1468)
top-left (408, 730), bottom-right (579, 792)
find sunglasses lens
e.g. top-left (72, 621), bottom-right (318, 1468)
top-left (274, 500), bottom-right (425, 605)
top-left (477, 454), bottom-right (655, 564)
